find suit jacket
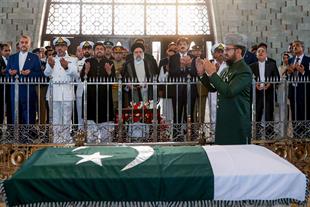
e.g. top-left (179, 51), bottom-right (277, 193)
top-left (6, 52), bottom-right (41, 124)
top-left (0, 56), bottom-right (7, 75)
top-left (168, 53), bottom-right (197, 98)
top-left (0, 57), bottom-right (7, 123)
top-left (123, 56), bottom-right (158, 105)
top-left (287, 55), bottom-right (310, 120)
top-left (244, 50), bottom-right (257, 65)
top-left (250, 61), bottom-right (280, 121)
top-left (6, 52), bottom-right (41, 79)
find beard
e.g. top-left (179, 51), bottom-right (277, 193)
top-left (95, 52), bottom-right (104, 59)
top-left (224, 54), bottom-right (236, 66)
top-left (84, 52), bottom-right (91, 58)
top-left (134, 53), bottom-right (144, 63)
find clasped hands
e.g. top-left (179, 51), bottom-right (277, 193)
top-left (195, 57), bottom-right (217, 76)
top-left (9, 69), bottom-right (31, 76)
top-left (286, 63), bottom-right (304, 74)
top-left (47, 56), bottom-right (69, 70)
top-left (84, 62), bottom-right (113, 76)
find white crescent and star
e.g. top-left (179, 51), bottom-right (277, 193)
top-left (121, 146), bottom-right (154, 171)
top-left (73, 146), bottom-right (154, 170)
top-left (76, 152), bottom-right (113, 166)
top-left (72, 146), bottom-right (89, 152)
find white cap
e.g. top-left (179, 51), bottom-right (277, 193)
top-left (53, 37), bottom-right (70, 46)
top-left (211, 43), bottom-right (225, 53)
top-left (79, 41), bottom-right (94, 49)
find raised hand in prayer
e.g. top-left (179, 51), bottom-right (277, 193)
top-left (203, 59), bottom-right (217, 76)
top-left (296, 63), bottom-right (304, 74)
top-left (47, 56), bottom-right (55, 68)
top-left (195, 57), bottom-right (205, 76)
top-left (104, 63), bottom-right (113, 76)
top-left (84, 62), bottom-right (90, 75)
top-left (60, 58), bottom-right (69, 70)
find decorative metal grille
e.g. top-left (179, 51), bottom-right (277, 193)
top-left (146, 0), bottom-right (176, 3)
top-left (178, 5), bottom-right (210, 35)
top-left (46, 0), bottom-right (212, 36)
top-left (146, 5), bottom-right (176, 35)
top-left (52, 0), bottom-right (79, 2)
top-left (114, 5), bottom-right (144, 35)
top-left (46, 4), bottom-right (80, 34)
top-left (179, 0), bottom-right (205, 3)
top-left (82, 5), bottom-right (112, 35)
top-left (83, 0), bottom-right (112, 2)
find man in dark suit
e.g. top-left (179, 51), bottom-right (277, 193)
top-left (123, 42), bottom-right (158, 106)
top-left (286, 40), bottom-right (310, 138)
top-left (1, 44), bottom-right (12, 124)
top-left (168, 37), bottom-right (197, 125)
top-left (250, 47), bottom-right (280, 138)
top-left (6, 35), bottom-right (41, 127)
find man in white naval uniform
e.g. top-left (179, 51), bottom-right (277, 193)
top-left (44, 37), bottom-right (79, 143)
top-left (76, 41), bottom-right (93, 129)
top-left (208, 43), bottom-right (227, 136)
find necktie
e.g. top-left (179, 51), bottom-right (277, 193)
top-left (296, 57), bottom-right (300, 64)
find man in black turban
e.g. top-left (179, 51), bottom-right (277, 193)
top-left (122, 42), bottom-right (158, 106)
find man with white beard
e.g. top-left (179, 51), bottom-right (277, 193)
top-left (44, 37), bottom-right (78, 143)
top-left (123, 43), bottom-right (158, 106)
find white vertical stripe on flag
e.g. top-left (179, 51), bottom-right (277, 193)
top-left (202, 145), bottom-right (306, 202)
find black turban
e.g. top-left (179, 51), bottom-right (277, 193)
top-left (131, 43), bottom-right (145, 53)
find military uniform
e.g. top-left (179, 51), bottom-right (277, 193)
top-left (112, 46), bottom-right (125, 111)
top-left (44, 37), bottom-right (79, 143)
top-left (200, 59), bottom-right (252, 144)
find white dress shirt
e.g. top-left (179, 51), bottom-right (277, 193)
top-left (2, 56), bottom-right (8, 66)
top-left (19, 52), bottom-right (28, 70)
top-left (258, 61), bottom-right (266, 82)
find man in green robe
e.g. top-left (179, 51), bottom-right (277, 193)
top-left (196, 33), bottom-right (252, 145)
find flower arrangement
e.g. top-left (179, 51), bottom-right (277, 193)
top-left (115, 100), bottom-right (172, 140)
top-left (115, 100), bottom-right (161, 124)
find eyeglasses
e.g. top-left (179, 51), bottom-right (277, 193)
top-left (224, 47), bottom-right (237, 52)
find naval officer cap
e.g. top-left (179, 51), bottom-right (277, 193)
top-left (80, 41), bottom-right (94, 49)
top-left (211, 43), bottom-right (225, 53)
top-left (103, 40), bottom-right (114, 48)
top-left (53, 37), bottom-right (70, 47)
top-left (224, 33), bottom-right (247, 48)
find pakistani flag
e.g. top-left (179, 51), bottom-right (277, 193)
top-left (0, 145), bottom-right (307, 207)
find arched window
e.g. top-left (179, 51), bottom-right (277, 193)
top-left (42, 0), bottom-right (215, 58)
